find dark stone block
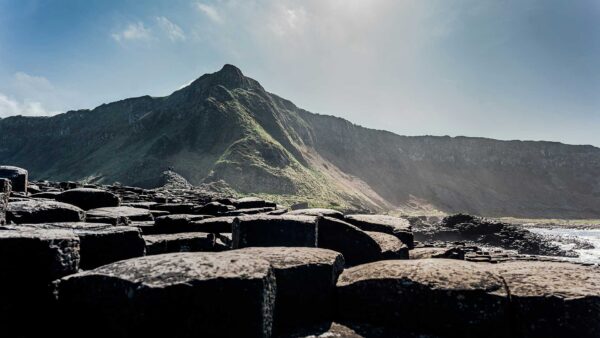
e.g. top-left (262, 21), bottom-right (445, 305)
top-left (56, 188), bottom-right (120, 210)
top-left (20, 223), bottom-right (145, 269)
top-left (56, 252), bottom-right (276, 338)
top-left (492, 261), bottom-right (600, 338)
top-left (233, 247), bottom-right (344, 332)
top-left (144, 232), bottom-right (216, 255)
top-left (344, 214), bottom-right (414, 248)
top-left (232, 215), bottom-right (318, 248)
top-left (7, 200), bottom-right (85, 224)
top-left (0, 165), bottom-right (28, 192)
top-left (336, 259), bottom-right (510, 338)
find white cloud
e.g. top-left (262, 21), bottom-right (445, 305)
top-left (112, 22), bottom-right (152, 42)
top-left (0, 72), bottom-right (70, 117)
top-left (195, 2), bottom-right (223, 23)
top-left (156, 16), bottom-right (186, 41)
top-left (0, 93), bottom-right (55, 117)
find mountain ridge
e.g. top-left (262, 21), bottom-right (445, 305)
top-left (1, 64), bottom-right (599, 218)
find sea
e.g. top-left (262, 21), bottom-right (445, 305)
top-left (526, 226), bottom-right (600, 264)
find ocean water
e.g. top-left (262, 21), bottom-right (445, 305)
top-left (527, 227), bottom-right (600, 264)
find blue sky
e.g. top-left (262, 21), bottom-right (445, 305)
top-left (0, 0), bottom-right (598, 145)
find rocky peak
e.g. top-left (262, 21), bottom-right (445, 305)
top-left (186, 64), bottom-right (263, 92)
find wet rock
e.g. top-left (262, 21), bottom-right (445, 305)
top-left (0, 165), bottom-right (28, 192)
top-left (420, 214), bottom-right (571, 257)
top-left (492, 261), bottom-right (600, 338)
top-left (336, 259), bottom-right (510, 338)
top-left (364, 231), bottom-right (409, 259)
top-left (56, 188), bottom-right (120, 210)
top-left (86, 206), bottom-right (153, 225)
top-left (144, 232), bottom-right (216, 255)
top-left (232, 215), bottom-right (318, 248)
top-left (317, 217), bottom-right (382, 266)
top-left (19, 222), bottom-right (145, 269)
top-left (56, 252), bottom-right (276, 338)
top-left (410, 247), bottom-right (470, 260)
top-left (7, 200), bottom-right (85, 224)
top-left (344, 214), bottom-right (414, 248)
top-left (287, 208), bottom-right (344, 219)
top-left (233, 247), bottom-right (344, 332)
top-left (0, 226), bottom-right (80, 334)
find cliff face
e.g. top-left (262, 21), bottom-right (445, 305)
top-left (1, 65), bottom-right (599, 217)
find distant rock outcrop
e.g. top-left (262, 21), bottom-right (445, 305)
top-left (1, 65), bottom-right (600, 217)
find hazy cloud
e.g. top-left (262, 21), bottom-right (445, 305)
top-left (156, 16), bottom-right (186, 41)
top-left (195, 2), bottom-right (222, 23)
top-left (0, 93), bottom-right (55, 117)
top-left (112, 22), bottom-right (152, 42)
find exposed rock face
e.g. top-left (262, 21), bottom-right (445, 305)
top-left (414, 214), bottom-right (571, 257)
top-left (55, 188), bottom-right (120, 210)
top-left (0, 178), bottom-right (10, 225)
top-left (6, 200), bottom-right (85, 223)
top-left (233, 247), bottom-right (345, 333)
top-left (56, 252), bottom-right (277, 338)
top-left (491, 262), bottom-right (600, 338)
top-left (364, 231), bottom-right (409, 260)
top-left (5, 66), bottom-right (600, 216)
top-left (144, 232), bottom-right (217, 255)
top-left (287, 208), bottom-right (344, 219)
top-left (0, 226), bottom-right (80, 334)
top-left (0, 166), bottom-right (28, 192)
top-left (317, 217), bottom-right (383, 266)
top-left (18, 222), bottom-right (145, 269)
top-left (336, 259), bottom-right (510, 338)
top-left (85, 206), bottom-right (154, 225)
top-left (232, 215), bottom-right (318, 248)
top-left (344, 215), bottom-right (414, 249)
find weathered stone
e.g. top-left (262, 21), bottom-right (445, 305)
top-left (144, 232), bottom-right (216, 255)
top-left (0, 178), bottom-right (10, 225)
top-left (122, 201), bottom-right (158, 209)
top-left (288, 208), bottom-right (344, 219)
top-left (151, 203), bottom-right (199, 214)
top-left (234, 196), bottom-right (270, 209)
top-left (336, 259), bottom-right (510, 338)
top-left (232, 215), bottom-right (318, 248)
top-left (410, 247), bottom-right (467, 260)
top-left (196, 201), bottom-right (235, 215)
top-left (20, 222), bottom-right (145, 269)
top-left (31, 191), bottom-right (61, 199)
top-left (0, 165), bottom-right (28, 192)
top-left (86, 206), bottom-right (153, 225)
top-left (56, 188), bottom-right (120, 210)
top-left (6, 200), bottom-right (85, 224)
top-left (0, 226), bottom-right (80, 334)
top-left (317, 217), bottom-right (382, 266)
top-left (344, 214), bottom-right (414, 248)
top-left (224, 207), bottom-right (278, 216)
top-left (151, 214), bottom-right (215, 234)
top-left (233, 247), bottom-right (344, 332)
top-left (364, 231), bottom-right (409, 259)
top-left (281, 322), bottom-right (444, 338)
top-left (491, 261), bottom-right (600, 338)
top-left (57, 252), bottom-right (276, 337)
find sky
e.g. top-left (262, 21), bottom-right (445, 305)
top-left (0, 0), bottom-right (598, 146)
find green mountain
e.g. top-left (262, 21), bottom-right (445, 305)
top-left (1, 65), bottom-right (600, 217)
